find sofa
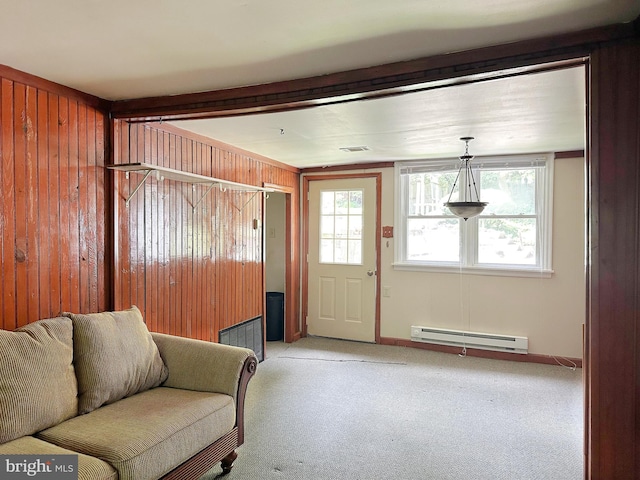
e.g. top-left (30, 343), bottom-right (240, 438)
top-left (0, 306), bottom-right (258, 480)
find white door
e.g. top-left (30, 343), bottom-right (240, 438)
top-left (307, 177), bottom-right (377, 342)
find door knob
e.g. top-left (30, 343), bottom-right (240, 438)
top-left (367, 270), bottom-right (374, 276)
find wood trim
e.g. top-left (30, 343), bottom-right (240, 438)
top-left (109, 20), bottom-right (638, 121)
top-left (112, 61), bottom-right (586, 123)
top-left (301, 152), bottom-right (586, 173)
top-left (0, 64), bottom-right (110, 111)
top-left (301, 162), bottom-right (395, 174)
top-left (301, 173), bottom-right (382, 342)
top-left (555, 150), bottom-right (585, 159)
top-left (380, 337), bottom-right (583, 368)
top-left (301, 177), bottom-right (309, 337)
top-left (300, 153), bottom-right (583, 175)
top-left (587, 41), bottom-right (640, 479)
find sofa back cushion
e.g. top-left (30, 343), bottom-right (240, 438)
top-left (65, 306), bottom-right (169, 414)
top-left (0, 317), bottom-right (78, 444)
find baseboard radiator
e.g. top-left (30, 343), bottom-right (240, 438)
top-left (410, 326), bottom-right (528, 354)
top-left (219, 316), bottom-right (264, 362)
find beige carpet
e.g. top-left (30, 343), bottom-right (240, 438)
top-left (204, 337), bottom-right (583, 479)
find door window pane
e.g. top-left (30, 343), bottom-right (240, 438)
top-left (320, 239), bottom-right (334, 263)
top-left (319, 189), bottom-right (364, 264)
top-left (321, 191), bottom-right (335, 214)
top-left (335, 191), bottom-right (349, 214)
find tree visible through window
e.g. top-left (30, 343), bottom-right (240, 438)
top-left (395, 154), bottom-right (553, 274)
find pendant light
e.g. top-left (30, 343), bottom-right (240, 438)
top-left (444, 137), bottom-right (487, 220)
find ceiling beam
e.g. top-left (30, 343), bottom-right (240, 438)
top-left (111, 20), bottom-right (639, 122)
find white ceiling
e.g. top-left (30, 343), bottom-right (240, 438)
top-left (170, 66), bottom-right (587, 168)
top-left (1, 0), bottom-right (637, 168)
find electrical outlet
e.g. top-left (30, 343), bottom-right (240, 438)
top-left (383, 286), bottom-right (391, 297)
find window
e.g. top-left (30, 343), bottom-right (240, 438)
top-left (395, 154), bottom-right (553, 276)
top-left (319, 189), bottom-right (363, 264)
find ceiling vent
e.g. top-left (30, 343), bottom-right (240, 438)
top-left (339, 146), bottom-right (370, 152)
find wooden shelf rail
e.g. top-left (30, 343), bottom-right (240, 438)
top-left (107, 162), bottom-right (274, 209)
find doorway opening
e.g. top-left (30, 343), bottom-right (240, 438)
top-left (265, 192), bottom-right (286, 344)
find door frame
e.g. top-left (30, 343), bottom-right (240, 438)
top-left (302, 173), bottom-right (382, 342)
top-left (263, 182), bottom-right (300, 344)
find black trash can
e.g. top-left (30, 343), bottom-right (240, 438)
top-left (266, 292), bottom-right (284, 341)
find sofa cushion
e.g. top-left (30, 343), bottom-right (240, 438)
top-left (64, 306), bottom-right (168, 414)
top-left (0, 317), bottom-right (77, 444)
top-left (37, 387), bottom-right (236, 480)
top-left (0, 436), bottom-right (117, 480)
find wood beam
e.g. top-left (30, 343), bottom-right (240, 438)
top-left (110, 21), bottom-right (637, 122)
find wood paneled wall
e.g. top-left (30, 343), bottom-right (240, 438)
top-left (113, 120), bottom-right (299, 342)
top-left (0, 68), bottom-right (108, 330)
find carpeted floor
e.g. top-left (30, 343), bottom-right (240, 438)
top-left (203, 337), bottom-right (583, 480)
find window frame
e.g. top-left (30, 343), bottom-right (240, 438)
top-left (394, 154), bottom-right (554, 278)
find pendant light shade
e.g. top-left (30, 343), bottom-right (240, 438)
top-left (444, 137), bottom-right (487, 220)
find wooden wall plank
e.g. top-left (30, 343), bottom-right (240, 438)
top-left (86, 106), bottom-right (98, 313)
top-left (161, 131), bottom-right (170, 335)
top-left (95, 109), bottom-right (106, 312)
top-left (147, 126), bottom-right (158, 332)
top-left (25, 85), bottom-right (39, 326)
top-left (1, 79), bottom-right (17, 329)
top-left (114, 119), bottom-right (130, 310)
top-left (58, 97), bottom-right (71, 311)
top-left (13, 83), bottom-right (28, 327)
top-left (36, 90), bottom-right (50, 319)
top-left (134, 124), bottom-right (146, 314)
top-left (78, 103), bottom-right (89, 313)
top-left (180, 137), bottom-right (189, 338)
top-left (47, 93), bottom-right (61, 316)
top-left (67, 101), bottom-right (81, 313)
top-left (168, 132), bottom-right (178, 336)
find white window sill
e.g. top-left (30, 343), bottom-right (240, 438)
top-left (392, 262), bottom-right (554, 278)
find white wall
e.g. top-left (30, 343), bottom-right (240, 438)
top-left (265, 192), bottom-right (286, 293)
top-left (305, 156), bottom-right (586, 359)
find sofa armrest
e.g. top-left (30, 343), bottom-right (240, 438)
top-left (151, 332), bottom-right (257, 402)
